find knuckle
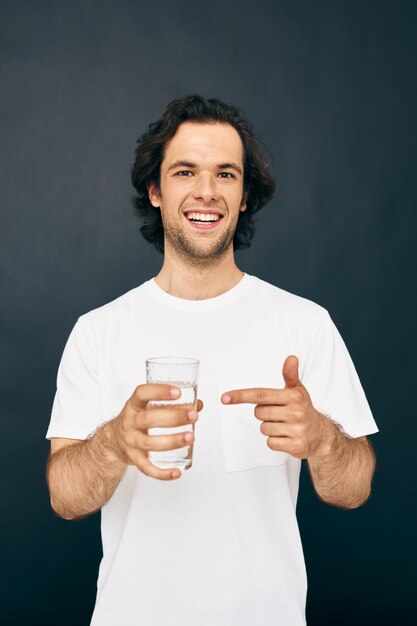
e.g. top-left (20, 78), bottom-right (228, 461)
top-left (133, 384), bottom-right (145, 398)
top-left (293, 389), bottom-right (304, 403)
top-left (294, 422), bottom-right (305, 436)
top-left (140, 410), bottom-right (151, 429)
top-left (293, 410), bottom-right (304, 423)
top-left (134, 455), bottom-right (148, 475)
top-left (256, 389), bottom-right (267, 403)
top-left (140, 465), bottom-right (152, 478)
top-left (140, 433), bottom-right (152, 451)
top-left (145, 464), bottom-right (158, 478)
top-left (291, 441), bottom-right (304, 458)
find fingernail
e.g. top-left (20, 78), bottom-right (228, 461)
top-left (184, 432), bottom-right (193, 443)
top-left (222, 394), bottom-right (231, 404)
top-left (170, 387), bottom-right (180, 397)
top-left (188, 410), bottom-right (197, 422)
top-left (171, 470), bottom-right (181, 479)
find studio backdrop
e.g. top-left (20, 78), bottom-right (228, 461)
top-left (1, 1), bottom-right (416, 624)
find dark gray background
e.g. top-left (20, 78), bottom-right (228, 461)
top-left (1, 1), bottom-right (416, 624)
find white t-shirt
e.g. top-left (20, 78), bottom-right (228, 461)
top-left (46, 273), bottom-right (378, 626)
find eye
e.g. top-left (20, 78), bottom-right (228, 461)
top-left (218, 172), bottom-right (234, 178)
top-left (176, 170), bottom-right (193, 177)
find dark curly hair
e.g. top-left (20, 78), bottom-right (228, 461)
top-left (131, 95), bottom-right (276, 254)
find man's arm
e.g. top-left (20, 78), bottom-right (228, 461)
top-left (221, 355), bottom-right (377, 510)
top-left (306, 421), bottom-right (376, 509)
top-left (46, 384), bottom-right (202, 520)
top-left (46, 423), bottom-right (127, 521)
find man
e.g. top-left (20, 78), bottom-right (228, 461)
top-left (46, 95), bottom-right (378, 626)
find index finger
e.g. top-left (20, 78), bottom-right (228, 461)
top-left (130, 383), bottom-right (181, 410)
top-left (221, 387), bottom-right (288, 405)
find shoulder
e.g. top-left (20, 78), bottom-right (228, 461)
top-left (248, 274), bottom-right (329, 324)
top-left (76, 280), bottom-right (151, 333)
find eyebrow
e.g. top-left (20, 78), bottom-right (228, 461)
top-left (167, 160), bottom-right (243, 176)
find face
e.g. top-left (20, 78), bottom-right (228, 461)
top-left (148, 121), bottom-right (247, 266)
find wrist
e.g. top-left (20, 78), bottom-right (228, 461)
top-left (312, 412), bottom-right (341, 459)
top-left (96, 419), bottom-right (128, 468)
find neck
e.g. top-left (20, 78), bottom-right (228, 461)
top-left (154, 248), bottom-right (244, 301)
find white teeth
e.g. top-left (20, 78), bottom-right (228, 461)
top-left (186, 212), bottom-right (221, 222)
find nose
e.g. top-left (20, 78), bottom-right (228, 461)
top-left (191, 172), bottom-right (220, 204)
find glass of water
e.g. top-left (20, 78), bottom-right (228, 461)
top-left (145, 357), bottom-right (200, 471)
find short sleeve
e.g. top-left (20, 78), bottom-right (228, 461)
top-left (46, 316), bottom-right (104, 440)
top-left (301, 311), bottom-right (379, 438)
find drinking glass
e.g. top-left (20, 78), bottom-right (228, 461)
top-left (146, 357), bottom-right (200, 470)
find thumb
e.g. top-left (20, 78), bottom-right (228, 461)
top-left (282, 355), bottom-right (301, 388)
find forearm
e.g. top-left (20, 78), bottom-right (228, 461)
top-left (46, 420), bottom-right (127, 520)
top-left (307, 416), bottom-right (376, 509)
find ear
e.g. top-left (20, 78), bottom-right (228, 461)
top-left (147, 181), bottom-right (161, 208)
top-left (240, 191), bottom-right (248, 212)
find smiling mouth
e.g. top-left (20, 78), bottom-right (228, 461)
top-left (183, 212), bottom-right (224, 230)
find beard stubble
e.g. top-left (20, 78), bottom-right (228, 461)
top-left (162, 211), bottom-right (239, 268)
